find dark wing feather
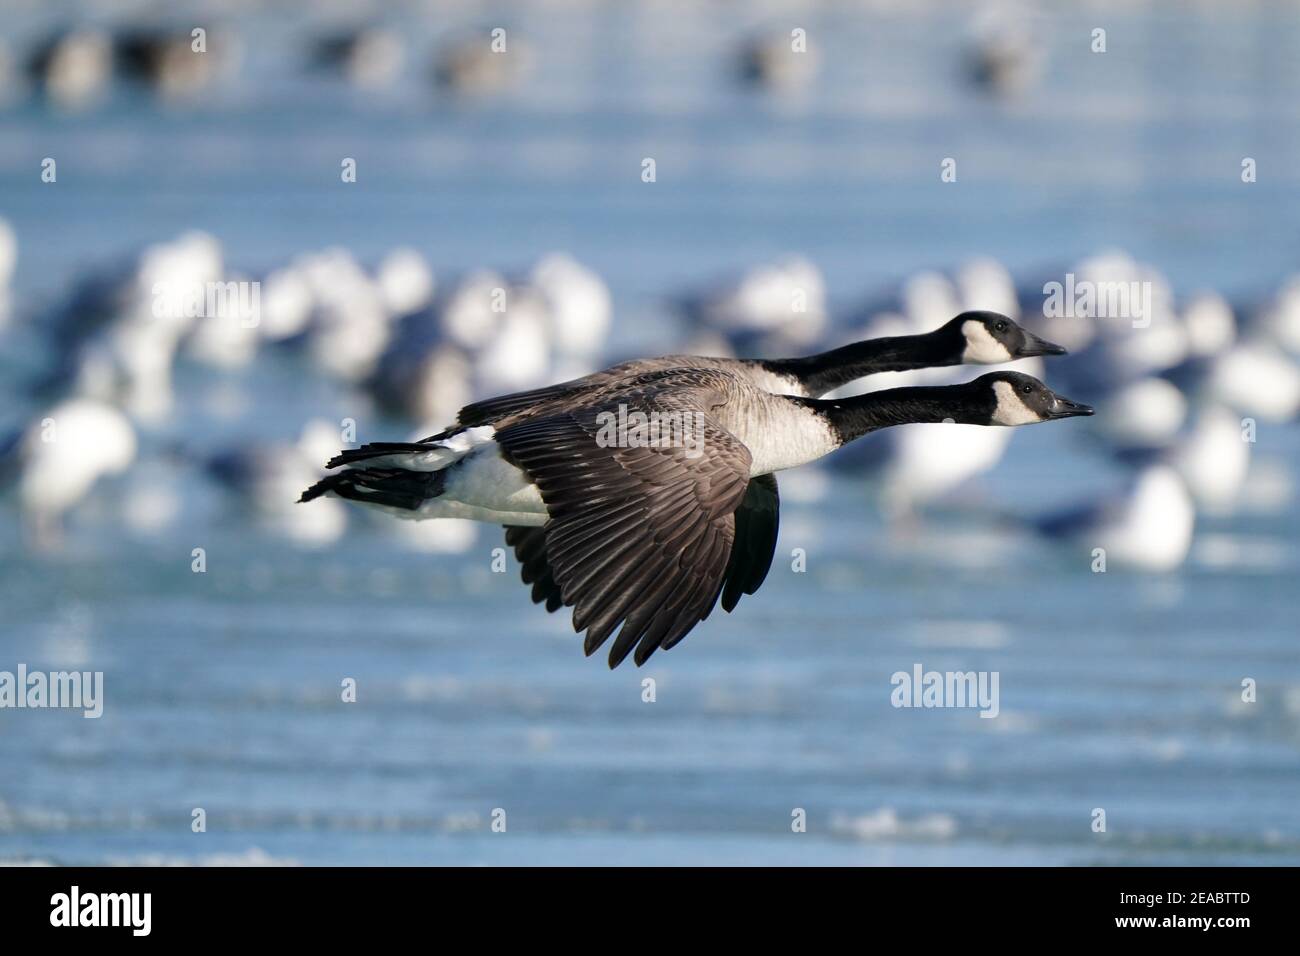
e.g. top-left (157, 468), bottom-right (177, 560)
top-left (427, 357), bottom-right (713, 438)
top-left (451, 362), bottom-right (653, 431)
top-left (455, 380), bottom-right (596, 428)
top-left (494, 391), bottom-right (751, 667)
top-left (503, 525), bottom-right (564, 612)
top-left (721, 473), bottom-right (780, 613)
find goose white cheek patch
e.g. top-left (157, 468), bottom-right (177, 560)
top-left (961, 320), bottom-right (1015, 364)
top-left (991, 380), bottom-right (1043, 425)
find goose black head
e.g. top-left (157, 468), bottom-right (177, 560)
top-left (944, 311), bottom-right (1067, 364)
top-left (972, 370), bottom-right (1094, 425)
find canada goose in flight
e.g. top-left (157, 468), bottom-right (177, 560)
top-left (301, 367), bottom-right (1090, 667)
top-left (433, 311), bottom-right (1064, 431)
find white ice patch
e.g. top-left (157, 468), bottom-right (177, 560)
top-left (991, 380), bottom-right (1042, 425)
top-left (960, 320), bottom-right (1014, 365)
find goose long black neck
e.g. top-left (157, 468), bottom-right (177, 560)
top-left (762, 328), bottom-right (962, 397)
top-left (806, 382), bottom-right (993, 445)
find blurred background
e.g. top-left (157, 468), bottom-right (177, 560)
top-left (1, 0), bottom-right (1298, 865)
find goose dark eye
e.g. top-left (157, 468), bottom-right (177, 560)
top-left (1022, 383), bottom-right (1033, 394)
top-left (995, 321), bottom-right (1007, 332)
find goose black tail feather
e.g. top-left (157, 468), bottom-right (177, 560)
top-left (721, 473), bottom-right (780, 613)
top-left (298, 467), bottom-right (446, 510)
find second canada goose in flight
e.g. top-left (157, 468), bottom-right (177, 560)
top-left (301, 368), bottom-right (1091, 667)
top-left (437, 310), bottom-right (1064, 431)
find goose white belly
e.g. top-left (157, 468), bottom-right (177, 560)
top-left (361, 428), bottom-right (549, 526)
top-left (432, 442), bottom-right (548, 525)
top-left (735, 403), bottom-right (838, 476)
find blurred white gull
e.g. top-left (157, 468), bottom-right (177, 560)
top-left (376, 247), bottom-right (435, 316)
top-left (738, 31), bottom-right (819, 93)
top-left (430, 269), bottom-right (554, 393)
top-left (255, 263), bottom-right (314, 342)
top-left (1032, 465), bottom-right (1195, 572)
top-left (1201, 342), bottom-right (1300, 422)
top-left (1111, 403), bottom-right (1252, 515)
top-left (1094, 274), bottom-right (1183, 381)
top-left (314, 26), bottom-right (405, 90)
top-left (434, 32), bottom-right (532, 95)
top-left (206, 419), bottom-right (347, 548)
top-left (1037, 253), bottom-right (1190, 415)
top-left (54, 232), bottom-right (224, 422)
top-left (529, 252), bottom-right (611, 367)
top-left (439, 269), bottom-right (509, 351)
top-left (298, 248), bottom-right (394, 383)
top-left (1181, 291), bottom-right (1236, 358)
top-left (844, 265), bottom-right (998, 340)
top-left (1089, 376), bottom-right (1188, 451)
top-left (901, 271), bottom-right (963, 328)
top-left (1155, 287), bottom-right (1300, 422)
top-left (7, 398), bottom-right (137, 548)
top-left (28, 29), bottom-right (112, 110)
top-left (956, 257), bottom-right (1020, 319)
top-left (676, 256), bottom-right (827, 353)
top-left (474, 287), bottom-right (552, 395)
top-left (1166, 406), bottom-right (1251, 514)
top-left (1262, 274), bottom-right (1300, 356)
top-left (183, 270), bottom-right (262, 370)
top-left (366, 253), bottom-right (606, 428)
top-left (869, 413), bottom-right (1017, 519)
top-left (1025, 250), bottom-right (1139, 357)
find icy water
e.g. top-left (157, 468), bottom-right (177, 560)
top-left (1, 2), bottom-right (1299, 865)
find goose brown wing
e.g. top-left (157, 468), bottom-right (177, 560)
top-left (452, 377), bottom-right (604, 429)
top-left (428, 357), bottom-right (711, 436)
top-left (494, 390), bottom-right (752, 667)
top-left (503, 471), bottom-right (779, 622)
top-left (448, 359), bottom-right (654, 431)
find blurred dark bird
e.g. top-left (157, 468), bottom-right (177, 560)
top-left (966, 18), bottom-right (1041, 97)
top-left (433, 31), bottom-right (531, 95)
top-left (313, 26), bottom-right (405, 90)
top-left (738, 31), bottom-right (818, 92)
top-left (26, 28), bottom-right (112, 109)
top-left (115, 27), bottom-right (239, 99)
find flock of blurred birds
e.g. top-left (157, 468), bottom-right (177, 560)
top-left (0, 14), bottom-right (1044, 109)
top-left (1, 13), bottom-right (1296, 573)
top-left (2, 209), bottom-right (1298, 572)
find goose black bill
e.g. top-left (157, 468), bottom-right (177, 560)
top-left (1046, 391), bottom-right (1094, 418)
top-left (1019, 329), bottom-right (1068, 357)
